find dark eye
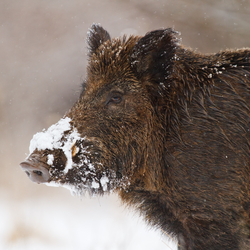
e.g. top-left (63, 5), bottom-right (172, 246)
top-left (106, 93), bottom-right (123, 105)
top-left (110, 96), bottom-right (122, 103)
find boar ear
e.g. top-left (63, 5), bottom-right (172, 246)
top-left (87, 24), bottom-right (111, 56)
top-left (131, 28), bottom-right (179, 82)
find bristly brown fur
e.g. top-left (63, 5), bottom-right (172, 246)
top-left (23, 24), bottom-right (250, 250)
top-left (82, 25), bottom-right (250, 250)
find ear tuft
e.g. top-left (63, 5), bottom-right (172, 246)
top-left (87, 24), bottom-right (111, 57)
top-left (131, 28), bottom-right (179, 82)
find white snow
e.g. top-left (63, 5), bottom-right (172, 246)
top-left (28, 117), bottom-right (82, 174)
top-left (91, 181), bottom-right (100, 189)
top-left (0, 190), bottom-right (178, 250)
top-left (45, 181), bottom-right (84, 196)
top-left (100, 176), bottom-right (109, 192)
top-left (62, 130), bottom-right (82, 174)
top-left (29, 117), bottom-right (72, 153)
top-left (47, 154), bottom-right (54, 166)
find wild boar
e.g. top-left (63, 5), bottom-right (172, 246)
top-left (20, 24), bottom-right (250, 250)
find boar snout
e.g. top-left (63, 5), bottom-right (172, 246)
top-left (20, 160), bottom-right (50, 184)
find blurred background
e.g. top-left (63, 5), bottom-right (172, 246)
top-left (1, 0), bottom-right (250, 249)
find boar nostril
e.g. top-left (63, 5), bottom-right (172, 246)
top-left (33, 170), bottom-right (42, 176)
top-left (25, 171), bottom-right (30, 177)
top-left (20, 161), bottom-right (50, 184)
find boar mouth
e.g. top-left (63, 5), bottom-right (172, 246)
top-left (20, 159), bottom-right (50, 184)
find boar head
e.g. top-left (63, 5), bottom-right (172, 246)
top-left (20, 24), bottom-right (178, 196)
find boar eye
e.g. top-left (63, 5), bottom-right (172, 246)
top-left (106, 92), bottom-right (123, 105)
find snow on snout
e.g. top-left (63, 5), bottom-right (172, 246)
top-left (28, 117), bottom-right (81, 174)
top-left (47, 154), bottom-right (54, 166)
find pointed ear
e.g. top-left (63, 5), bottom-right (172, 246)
top-left (131, 28), bottom-right (179, 82)
top-left (87, 24), bottom-right (111, 57)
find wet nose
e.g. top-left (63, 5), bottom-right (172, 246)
top-left (20, 161), bottom-right (50, 183)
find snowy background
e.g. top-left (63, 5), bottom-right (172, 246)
top-left (1, 0), bottom-right (250, 249)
